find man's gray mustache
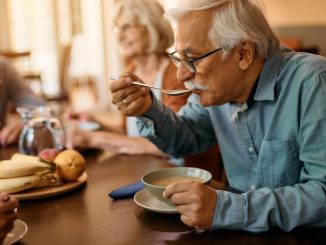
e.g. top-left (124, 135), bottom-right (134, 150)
top-left (184, 80), bottom-right (208, 90)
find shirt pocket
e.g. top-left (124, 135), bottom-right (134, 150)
top-left (258, 139), bottom-right (302, 188)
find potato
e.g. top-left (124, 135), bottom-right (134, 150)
top-left (54, 150), bottom-right (86, 181)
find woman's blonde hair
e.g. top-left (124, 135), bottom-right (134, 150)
top-left (166, 0), bottom-right (279, 59)
top-left (112, 0), bottom-right (174, 54)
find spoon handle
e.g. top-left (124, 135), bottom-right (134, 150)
top-left (109, 76), bottom-right (162, 91)
top-left (131, 81), bottom-right (161, 91)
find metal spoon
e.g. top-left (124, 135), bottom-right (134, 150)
top-left (109, 76), bottom-right (192, 96)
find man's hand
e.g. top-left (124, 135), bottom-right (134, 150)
top-left (163, 181), bottom-right (217, 230)
top-left (109, 73), bottom-right (152, 116)
top-left (0, 193), bottom-right (19, 243)
top-left (0, 121), bottom-right (23, 146)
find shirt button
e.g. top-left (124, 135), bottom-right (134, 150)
top-left (248, 146), bottom-right (255, 153)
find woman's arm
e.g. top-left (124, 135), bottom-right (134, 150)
top-left (65, 126), bottom-right (169, 158)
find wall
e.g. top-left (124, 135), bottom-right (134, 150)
top-left (0, 0), bottom-right (10, 50)
top-left (161, 0), bottom-right (326, 27)
top-left (262, 0), bottom-right (326, 56)
top-left (261, 0), bottom-right (326, 26)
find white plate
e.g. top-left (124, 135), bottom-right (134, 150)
top-left (3, 219), bottom-right (28, 245)
top-left (134, 188), bottom-right (178, 214)
top-left (77, 121), bottom-right (100, 131)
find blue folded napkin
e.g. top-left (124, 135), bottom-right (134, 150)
top-left (109, 181), bottom-right (144, 200)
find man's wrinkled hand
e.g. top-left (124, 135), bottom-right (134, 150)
top-left (109, 73), bottom-right (152, 116)
top-left (163, 181), bottom-right (217, 230)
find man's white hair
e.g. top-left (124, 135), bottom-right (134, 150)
top-left (165, 0), bottom-right (279, 58)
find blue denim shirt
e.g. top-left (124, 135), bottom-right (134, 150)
top-left (136, 47), bottom-right (326, 232)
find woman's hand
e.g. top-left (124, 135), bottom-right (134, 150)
top-left (63, 110), bottom-right (97, 123)
top-left (65, 123), bottom-right (90, 150)
top-left (0, 193), bottom-right (19, 243)
top-left (109, 73), bottom-right (152, 116)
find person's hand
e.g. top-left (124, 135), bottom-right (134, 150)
top-left (65, 123), bottom-right (90, 150)
top-left (109, 73), bottom-right (152, 116)
top-left (0, 192), bottom-right (19, 243)
top-left (0, 121), bottom-right (23, 146)
top-left (163, 181), bottom-right (217, 230)
top-left (63, 110), bottom-right (97, 122)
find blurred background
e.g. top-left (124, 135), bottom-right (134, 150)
top-left (0, 0), bottom-right (325, 113)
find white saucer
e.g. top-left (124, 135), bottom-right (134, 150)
top-left (3, 219), bottom-right (28, 245)
top-left (134, 188), bottom-right (178, 214)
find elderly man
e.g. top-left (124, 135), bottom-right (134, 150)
top-left (109, 0), bottom-right (326, 232)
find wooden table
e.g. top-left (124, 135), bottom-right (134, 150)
top-left (1, 147), bottom-right (325, 245)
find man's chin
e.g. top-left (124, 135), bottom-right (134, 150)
top-left (197, 92), bottom-right (225, 107)
top-left (196, 91), bottom-right (211, 107)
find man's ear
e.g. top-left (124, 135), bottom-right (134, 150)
top-left (238, 41), bottom-right (255, 70)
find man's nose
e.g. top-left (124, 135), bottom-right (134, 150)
top-left (176, 64), bottom-right (195, 83)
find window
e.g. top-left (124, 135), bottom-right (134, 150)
top-left (7, 0), bottom-right (60, 97)
top-left (5, 0), bottom-right (109, 109)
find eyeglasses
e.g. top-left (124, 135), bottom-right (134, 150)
top-left (169, 47), bottom-right (222, 73)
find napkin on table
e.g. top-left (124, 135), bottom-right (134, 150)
top-left (109, 181), bottom-right (144, 200)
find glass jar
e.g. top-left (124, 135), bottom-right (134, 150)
top-left (17, 106), bottom-right (65, 155)
top-left (48, 103), bottom-right (66, 151)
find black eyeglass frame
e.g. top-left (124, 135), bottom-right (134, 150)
top-left (169, 47), bottom-right (222, 73)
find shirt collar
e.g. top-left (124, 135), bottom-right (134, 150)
top-left (254, 48), bottom-right (283, 102)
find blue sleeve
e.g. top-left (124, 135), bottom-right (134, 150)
top-left (211, 72), bottom-right (326, 232)
top-left (136, 94), bottom-right (217, 157)
top-left (212, 184), bottom-right (326, 232)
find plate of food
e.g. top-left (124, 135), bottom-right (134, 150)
top-left (3, 219), bottom-right (28, 245)
top-left (11, 172), bottom-right (87, 200)
top-left (0, 149), bottom-right (87, 200)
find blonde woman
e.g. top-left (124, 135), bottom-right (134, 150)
top-left (66, 0), bottom-right (188, 157)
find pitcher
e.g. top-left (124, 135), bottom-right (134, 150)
top-left (17, 106), bottom-right (65, 155)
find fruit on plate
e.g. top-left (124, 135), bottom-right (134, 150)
top-left (0, 173), bottom-right (62, 194)
top-left (0, 174), bottom-right (42, 193)
top-left (0, 152), bottom-right (61, 193)
top-left (0, 157), bottom-right (55, 179)
top-left (38, 148), bottom-right (61, 163)
top-left (54, 150), bottom-right (86, 182)
top-left (11, 153), bottom-right (56, 169)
